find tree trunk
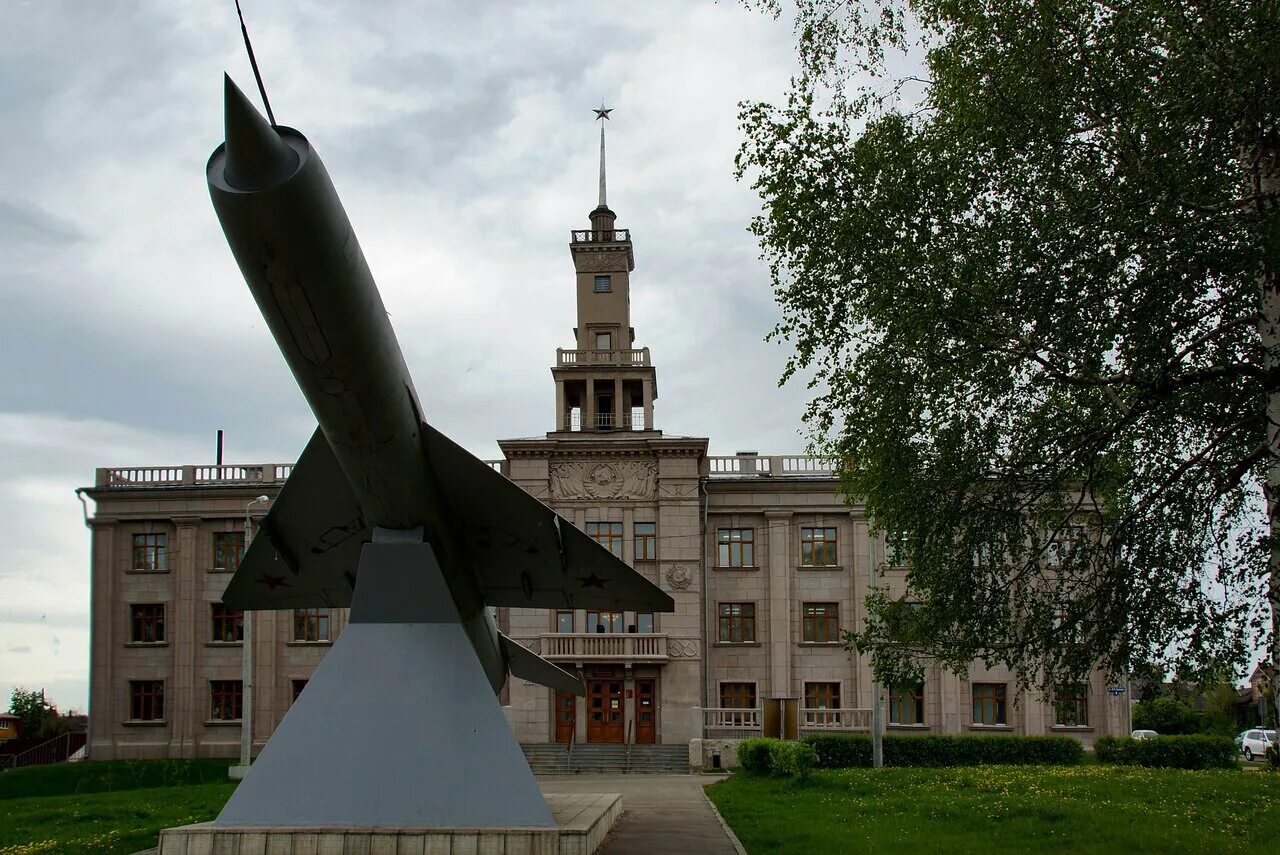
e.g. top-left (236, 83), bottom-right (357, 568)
top-left (1255, 138), bottom-right (1280, 739)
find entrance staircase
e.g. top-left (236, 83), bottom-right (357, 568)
top-left (521, 743), bottom-right (689, 774)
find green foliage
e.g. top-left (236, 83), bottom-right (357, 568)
top-left (769, 740), bottom-right (817, 778)
top-left (738, 738), bottom-right (816, 778)
top-left (1132, 697), bottom-right (1200, 735)
top-left (707, 765), bottom-right (1280, 853)
top-left (741, 1), bottom-right (1280, 690)
top-left (0, 759), bottom-right (235, 801)
top-left (801, 733), bottom-right (1083, 767)
top-left (6, 688), bottom-right (65, 741)
top-left (736, 737), bottom-right (778, 773)
top-left (1095, 735), bottom-right (1236, 769)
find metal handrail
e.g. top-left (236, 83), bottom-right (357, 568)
top-left (566, 724), bottom-right (576, 773)
top-left (625, 719), bottom-right (634, 773)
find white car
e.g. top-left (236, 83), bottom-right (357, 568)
top-left (1239, 729), bottom-right (1276, 761)
top-left (1130, 729), bottom-right (1159, 740)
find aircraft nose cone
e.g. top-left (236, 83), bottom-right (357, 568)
top-left (222, 73), bottom-right (297, 190)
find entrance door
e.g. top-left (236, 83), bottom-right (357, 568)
top-left (635, 679), bottom-right (656, 744)
top-left (554, 691), bottom-right (575, 743)
top-left (586, 680), bottom-right (625, 743)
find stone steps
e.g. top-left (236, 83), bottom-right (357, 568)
top-left (522, 743), bottom-right (689, 774)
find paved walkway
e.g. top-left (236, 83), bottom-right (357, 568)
top-left (538, 774), bottom-right (739, 854)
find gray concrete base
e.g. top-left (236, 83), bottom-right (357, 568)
top-left (159, 793), bottom-right (621, 855)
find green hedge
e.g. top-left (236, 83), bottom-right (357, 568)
top-left (1094, 735), bottom-right (1235, 769)
top-left (801, 734), bottom-right (1084, 768)
top-left (737, 737), bottom-right (816, 777)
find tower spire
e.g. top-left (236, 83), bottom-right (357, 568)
top-left (593, 102), bottom-right (612, 210)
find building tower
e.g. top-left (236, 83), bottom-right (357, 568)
top-left (553, 105), bottom-right (657, 433)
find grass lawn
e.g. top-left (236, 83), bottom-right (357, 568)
top-left (706, 765), bottom-right (1280, 853)
top-left (0, 761), bottom-right (238, 855)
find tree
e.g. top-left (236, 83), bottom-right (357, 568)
top-left (740, 0), bottom-right (1279, 696)
top-left (1133, 696), bottom-right (1200, 735)
top-left (8, 687), bottom-right (66, 740)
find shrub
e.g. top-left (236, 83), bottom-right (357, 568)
top-left (1094, 735), bottom-right (1235, 769)
top-left (1132, 697), bottom-right (1200, 735)
top-left (737, 738), bottom-right (779, 774)
top-left (737, 738), bottom-right (817, 777)
top-left (800, 733), bottom-right (1084, 768)
top-left (768, 740), bottom-right (817, 778)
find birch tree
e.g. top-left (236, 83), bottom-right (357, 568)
top-left (741, 0), bottom-right (1280, 705)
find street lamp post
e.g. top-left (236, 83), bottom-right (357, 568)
top-left (230, 494), bottom-right (270, 780)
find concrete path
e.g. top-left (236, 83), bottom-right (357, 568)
top-left (538, 774), bottom-right (740, 854)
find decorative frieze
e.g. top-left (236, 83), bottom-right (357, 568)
top-left (549, 460), bottom-right (658, 500)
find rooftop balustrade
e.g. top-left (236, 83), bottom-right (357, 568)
top-left (570, 229), bottom-right (630, 244)
top-left (556, 348), bottom-right (650, 367)
top-left (96, 459), bottom-right (507, 489)
top-left (706, 454), bottom-right (839, 479)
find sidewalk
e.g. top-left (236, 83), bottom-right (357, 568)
top-left (538, 774), bottom-right (741, 854)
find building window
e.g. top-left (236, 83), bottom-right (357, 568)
top-left (1046, 525), bottom-right (1086, 565)
top-left (889, 683), bottom-right (925, 725)
top-left (805, 682), bottom-right (841, 724)
top-left (717, 528), bottom-right (754, 567)
top-left (717, 602), bottom-right (756, 643)
top-left (291, 679), bottom-right (308, 704)
top-left (635, 612), bottom-right (654, 634)
top-left (293, 608), bottom-right (330, 642)
top-left (720, 682), bottom-right (757, 709)
top-left (211, 603), bottom-right (244, 643)
top-left (634, 522), bottom-right (656, 561)
top-left (595, 331), bottom-right (612, 350)
top-left (132, 533), bottom-right (167, 571)
top-left (129, 680), bottom-right (164, 721)
top-left (586, 521), bottom-right (623, 557)
top-left (1054, 684), bottom-right (1089, 727)
top-left (556, 610), bottom-right (575, 633)
top-left (972, 682), bottom-right (1008, 725)
top-left (886, 531), bottom-right (909, 566)
top-left (800, 526), bottom-right (838, 566)
top-left (594, 275), bottom-right (612, 293)
top-left (587, 611), bottom-right (623, 634)
top-left (130, 603), bottom-right (165, 643)
top-left (210, 680), bottom-right (243, 721)
top-left (802, 603), bottom-right (840, 643)
top-left (212, 531), bottom-right (245, 570)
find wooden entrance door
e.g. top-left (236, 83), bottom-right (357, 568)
top-left (554, 691), bottom-right (575, 743)
top-left (586, 680), bottom-right (624, 743)
top-left (635, 679), bottom-right (656, 743)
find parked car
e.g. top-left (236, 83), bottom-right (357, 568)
top-left (1239, 729), bottom-right (1277, 761)
top-left (1131, 729), bottom-right (1159, 740)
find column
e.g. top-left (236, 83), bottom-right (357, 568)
top-left (642, 378), bottom-right (654, 429)
top-left (585, 376), bottom-right (596, 431)
top-left (88, 519), bottom-right (117, 759)
top-left (614, 377), bottom-right (623, 429)
top-left (555, 379), bottom-right (566, 431)
top-left (171, 517), bottom-right (202, 757)
top-left (764, 511), bottom-right (793, 699)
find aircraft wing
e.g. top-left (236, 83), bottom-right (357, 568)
top-left (221, 428), bottom-right (369, 611)
top-left (421, 422), bottom-right (675, 613)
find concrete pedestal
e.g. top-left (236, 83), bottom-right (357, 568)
top-left (159, 792), bottom-right (621, 855)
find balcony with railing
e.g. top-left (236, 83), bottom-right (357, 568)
top-left (799, 708), bottom-right (872, 734)
top-left (556, 347), bottom-right (650, 368)
top-left (706, 454), bottom-right (839, 479)
top-left (570, 229), bottom-right (631, 244)
top-left (535, 633), bottom-right (669, 664)
top-left (700, 707), bottom-right (764, 739)
top-left (562, 411), bottom-right (646, 432)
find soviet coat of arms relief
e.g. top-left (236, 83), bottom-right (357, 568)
top-left (549, 459), bottom-right (659, 500)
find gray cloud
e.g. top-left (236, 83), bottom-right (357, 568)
top-left (7, 646), bottom-right (32, 655)
top-left (1, 1), bottom-right (817, 712)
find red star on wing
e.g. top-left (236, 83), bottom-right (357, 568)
top-left (258, 573), bottom-right (291, 590)
top-left (575, 573), bottom-right (608, 589)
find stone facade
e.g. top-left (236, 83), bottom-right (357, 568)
top-left (83, 193), bottom-right (1131, 761)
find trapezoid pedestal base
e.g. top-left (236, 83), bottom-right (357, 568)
top-left (159, 792), bottom-right (621, 855)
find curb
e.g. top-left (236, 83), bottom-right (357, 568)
top-left (700, 781), bottom-right (747, 855)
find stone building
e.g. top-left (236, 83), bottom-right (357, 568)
top-left (82, 145), bottom-right (1131, 763)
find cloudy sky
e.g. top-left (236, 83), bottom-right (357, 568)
top-left (0, 1), bottom-right (824, 711)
